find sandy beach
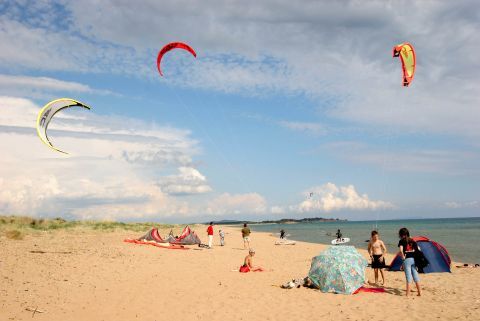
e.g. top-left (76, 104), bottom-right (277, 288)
top-left (1, 225), bottom-right (479, 321)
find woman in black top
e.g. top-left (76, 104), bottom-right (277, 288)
top-left (397, 227), bottom-right (422, 296)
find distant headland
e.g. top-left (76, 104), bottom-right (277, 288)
top-left (208, 217), bottom-right (347, 225)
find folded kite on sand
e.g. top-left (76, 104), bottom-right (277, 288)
top-left (124, 239), bottom-right (188, 250)
top-left (124, 225), bottom-right (203, 250)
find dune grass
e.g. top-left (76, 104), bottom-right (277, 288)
top-left (4, 229), bottom-right (24, 240)
top-left (0, 215), bottom-right (177, 239)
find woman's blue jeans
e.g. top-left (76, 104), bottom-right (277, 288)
top-left (403, 257), bottom-right (420, 283)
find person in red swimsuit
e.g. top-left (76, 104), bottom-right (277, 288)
top-left (239, 249), bottom-right (265, 272)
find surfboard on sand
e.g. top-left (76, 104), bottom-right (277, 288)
top-left (331, 237), bottom-right (350, 245)
top-left (275, 240), bottom-right (296, 245)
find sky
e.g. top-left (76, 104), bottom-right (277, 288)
top-left (0, 0), bottom-right (479, 223)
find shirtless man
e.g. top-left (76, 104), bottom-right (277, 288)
top-left (368, 230), bottom-right (387, 285)
top-left (240, 248), bottom-right (265, 272)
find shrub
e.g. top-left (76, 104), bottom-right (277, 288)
top-left (5, 230), bottom-right (23, 240)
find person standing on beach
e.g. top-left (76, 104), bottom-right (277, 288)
top-left (398, 227), bottom-right (422, 296)
top-left (241, 223), bottom-right (251, 249)
top-left (207, 222), bottom-right (214, 248)
top-left (368, 230), bottom-right (387, 285)
top-left (336, 229), bottom-right (342, 240)
top-left (219, 229), bottom-right (225, 246)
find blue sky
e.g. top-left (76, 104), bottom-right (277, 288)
top-left (0, 0), bottom-right (479, 222)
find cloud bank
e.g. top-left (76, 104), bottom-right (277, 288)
top-left (292, 183), bottom-right (393, 213)
top-left (0, 96), bottom-right (204, 219)
top-left (1, 0), bottom-right (478, 140)
top-left (0, 96), bottom-right (391, 220)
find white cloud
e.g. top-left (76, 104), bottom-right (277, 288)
top-left (0, 74), bottom-right (113, 97)
top-left (158, 167), bottom-right (212, 195)
top-left (0, 96), bottom-right (280, 221)
top-left (0, 96), bottom-right (197, 165)
top-left (0, 74), bottom-right (90, 92)
top-left (1, 0), bottom-right (479, 140)
top-left (0, 97), bottom-right (395, 220)
top-left (0, 96), bottom-right (38, 129)
top-left (0, 17), bottom-right (148, 75)
top-left (0, 95), bottom-right (203, 219)
top-left (291, 183), bottom-right (393, 213)
top-left (204, 193), bottom-right (267, 216)
top-left (68, 179), bottom-right (192, 221)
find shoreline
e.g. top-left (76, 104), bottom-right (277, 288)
top-left (247, 219), bottom-right (480, 264)
top-left (235, 226), bottom-right (468, 265)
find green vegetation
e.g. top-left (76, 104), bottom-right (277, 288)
top-left (0, 215), bottom-right (176, 239)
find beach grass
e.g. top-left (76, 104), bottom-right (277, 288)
top-left (4, 229), bottom-right (24, 240)
top-left (0, 215), bottom-right (176, 238)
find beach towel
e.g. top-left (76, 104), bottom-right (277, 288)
top-left (353, 287), bottom-right (386, 294)
top-left (239, 265), bottom-right (251, 273)
top-left (239, 265), bottom-right (264, 273)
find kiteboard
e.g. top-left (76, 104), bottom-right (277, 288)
top-left (331, 237), bottom-right (350, 245)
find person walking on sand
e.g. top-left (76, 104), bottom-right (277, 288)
top-left (398, 227), bottom-right (422, 296)
top-left (207, 222), bottom-right (214, 248)
top-left (241, 223), bottom-right (251, 249)
top-left (368, 230), bottom-right (387, 286)
top-left (219, 229), bottom-right (225, 246)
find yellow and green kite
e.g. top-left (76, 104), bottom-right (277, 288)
top-left (36, 98), bottom-right (91, 154)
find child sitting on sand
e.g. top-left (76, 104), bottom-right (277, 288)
top-left (239, 249), bottom-right (265, 272)
top-left (368, 230), bottom-right (387, 286)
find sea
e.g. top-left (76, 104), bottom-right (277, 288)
top-left (250, 217), bottom-right (480, 263)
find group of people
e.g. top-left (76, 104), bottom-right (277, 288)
top-left (206, 222), bottom-right (251, 249)
top-left (283, 227), bottom-right (425, 296)
top-left (208, 222), bottom-right (425, 296)
top-left (206, 222), bottom-right (227, 248)
top-left (206, 222), bottom-right (264, 272)
top-left (367, 227), bottom-right (422, 296)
